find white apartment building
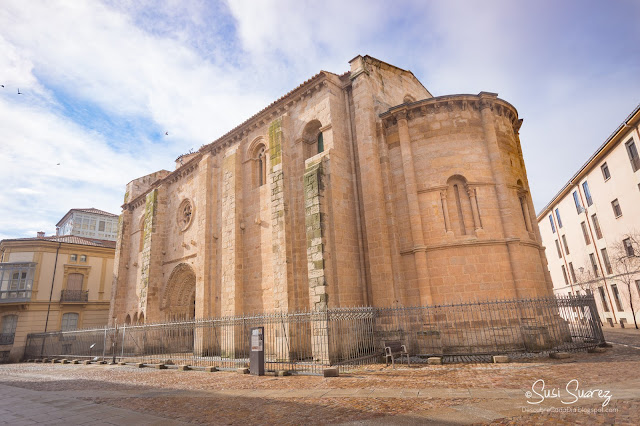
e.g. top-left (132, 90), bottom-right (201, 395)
top-left (56, 208), bottom-right (119, 241)
top-left (537, 104), bottom-right (640, 328)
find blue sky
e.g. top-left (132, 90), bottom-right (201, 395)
top-left (1, 0), bottom-right (639, 240)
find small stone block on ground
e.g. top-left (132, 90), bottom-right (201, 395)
top-left (98, 361), bottom-right (108, 365)
top-left (276, 370), bottom-right (290, 377)
top-left (323, 368), bottom-right (339, 377)
top-left (589, 346), bottom-right (607, 353)
top-left (61, 359), bottom-right (69, 364)
top-left (550, 352), bottom-right (571, 359)
top-left (427, 357), bottom-right (442, 365)
top-left (118, 362), bottom-right (127, 365)
top-left (205, 366), bottom-right (218, 372)
top-left (135, 363), bottom-right (144, 368)
top-left (83, 360), bottom-right (92, 365)
top-left (71, 360), bottom-right (79, 364)
top-left (237, 368), bottom-right (249, 374)
top-left (155, 364), bottom-right (167, 369)
top-left (178, 365), bottom-right (191, 371)
top-left (493, 355), bottom-right (510, 363)
top-left (51, 359), bottom-right (58, 363)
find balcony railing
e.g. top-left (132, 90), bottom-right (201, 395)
top-left (60, 290), bottom-right (89, 302)
top-left (0, 290), bottom-right (32, 303)
top-left (0, 334), bottom-right (15, 345)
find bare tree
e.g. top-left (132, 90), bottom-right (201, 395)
top-left (607, 231), bottom-right (640, 329)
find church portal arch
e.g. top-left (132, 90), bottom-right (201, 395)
top-left (163, 263), bottom-right (196, 322)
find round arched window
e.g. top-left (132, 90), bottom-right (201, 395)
top-left (177, 199), bottom-right (194, 231)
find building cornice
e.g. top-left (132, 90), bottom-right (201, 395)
top-left (379, 92), bottom-right (519, 130)
top-left (536, 103), bottom-right (640, 219)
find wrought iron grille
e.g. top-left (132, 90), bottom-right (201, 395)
top-left (24, 295), bottom-right (604, 374)
top-left (60, 290), bottom-right (89, 302)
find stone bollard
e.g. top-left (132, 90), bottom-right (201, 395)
top-left (237, 368), bottom-right (250, 374)
top-left (154, 364), bottom-right (168, 369)
top-left (42, 358), bottom-right (49, 363)
top-left (135, 363), bottom-right (144, 368)
top-left (427, 357), bottom-right (442, 365)
top-left (83, 360), bottom-right (92, 365)
top-left (550, 352), bottom-right (571, 359)
top-left (492, 355), bottom-right (510, 363)
top-left (205, 366), bottom-right (218, 372)
top-left (51, 359), bottom-right (58, 364)
top-left (323, 367), bottom-right (339, 377)
top-left (61, 359), bottom-right (69, 364)
top-left (276, 370), bottom-right (290, 377)
top-left (178, 365), bottom-right (191, 371)
top-left (71, 360), bottom-right (79, 364)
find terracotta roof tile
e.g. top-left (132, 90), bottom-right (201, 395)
top-left (2, 235), bottom-right (116, 249)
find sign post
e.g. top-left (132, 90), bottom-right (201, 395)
top-left (249, 327), bottom-right (264, 376)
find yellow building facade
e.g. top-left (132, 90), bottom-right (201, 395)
top-left (0, 234), bottom-right (114, 362)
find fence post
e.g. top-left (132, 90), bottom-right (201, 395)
top-left (102, 327), bottom-right (107, 361)
top-left (120, 324), bottom-right (126, 362)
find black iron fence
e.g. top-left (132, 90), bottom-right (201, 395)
top-left (24, 295), bottom-right (604, 373)
top-left (60, 290), bottom-right (89, 302)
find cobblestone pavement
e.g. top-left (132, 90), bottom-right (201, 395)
top-left (1, 340), bottom-right (639, 425)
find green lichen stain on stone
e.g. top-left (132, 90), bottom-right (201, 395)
top-left (269, 118), bottom-right (282, 171)
top-left (124, 191), bottom-right (129, 204)
top-left (139, 189), bottom-right (157, 297)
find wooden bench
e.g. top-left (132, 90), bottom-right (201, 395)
top-left (384, 340), bottom-right (409, 368)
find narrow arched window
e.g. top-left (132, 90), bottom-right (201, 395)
top-left (258, 146), bottom-right (266, 186)
top-left (317, 132), bottom-right (324, 154)
top-left (453, 184), bottom-right (466, 235)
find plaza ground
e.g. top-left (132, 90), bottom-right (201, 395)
top-left (0, 328), bottom-right (638, 425)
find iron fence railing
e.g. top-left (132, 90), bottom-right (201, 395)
top-left (24, 295), bottom-right (604, 373)
top-left (60, 290), bottom-right (89, 302)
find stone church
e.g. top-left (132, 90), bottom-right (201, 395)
top-left (109, 55), bottom-right (553, 325)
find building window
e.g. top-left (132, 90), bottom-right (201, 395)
top-left (555, 208), bottom-right (563, 228)
top-left (568, 262), bottom-right (577, 283)
top-left (611, 284), bottom-right (624, 311)
top-left (562, 234), bottom-right (570, 255)
top-left (626, 139), bottom-right (640, 172)
top-left (598, 287), bottom-right (610, 312)
top-left (572, 191), bottom-right (583, 214)
top-left (623, 238), bottom-right (634, 257)
top-left (177, 199), bottom-right (194, 231)
top-left (611, 199), bottom-right (622, 218)
top-left (80, 255), bottom-right (87, 263)
top-left (581, 182), bottom-right (593, 206)
top-left (317, 132), bottom-right (324, 154)
top-left (589, 253), bottom-right (599, 277)
top-left (580, 222), bottom-right (591, 245)
top-left (601, 162), bottom-right (610, 180)
top-left (561, 265), bottom-right (569, 285)
top-left (601, 248), bottom-right (613, 275)
top-left (591, 214), bottom-right (603, 239)
top-left (0, 262), bottom-right (35, 300)
top-left (258, 146), bottom-right (267, 187)
top-left (549, 214), bottom-right (556, 233)
top-left (61, 313), bottom-right (79, 331)
top-left (555, 240), bottom-right (562, 258)
top-left (0, 315), bottom-right (18, 345)
top-left (98, 221), bottom-right (105, 232)
top-left (70, 254), bottom-right (77, 262)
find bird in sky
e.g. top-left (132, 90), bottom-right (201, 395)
top-left (1, 84), bottom-right (4, 88)
top-left (165, 131), bottom-right (169, 135)
top-left (17, 88), bottom-right (21, 94)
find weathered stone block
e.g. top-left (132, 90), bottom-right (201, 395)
top-left (492, 355), bottom-right (510, 363)
top-left (427, 357), bottom-right (442, 365)
top-left (178, 365), bottom-right (191, 371)
top-left (205, 366), bottom-right (219, 372)
top-left (549, 352), bottom-right (571, 359)
top-left (237, 367), bottom-right (249, 374)
top-left (323, 367), bottom-right (339, 377)
top-left (154, 363), bottom-right (168, 369)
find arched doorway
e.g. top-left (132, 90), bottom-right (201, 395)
top-left (163, 263), bottom-right (196, 322)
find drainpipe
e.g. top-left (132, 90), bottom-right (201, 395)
top-left (43, 242), bottom-right (62, 333)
